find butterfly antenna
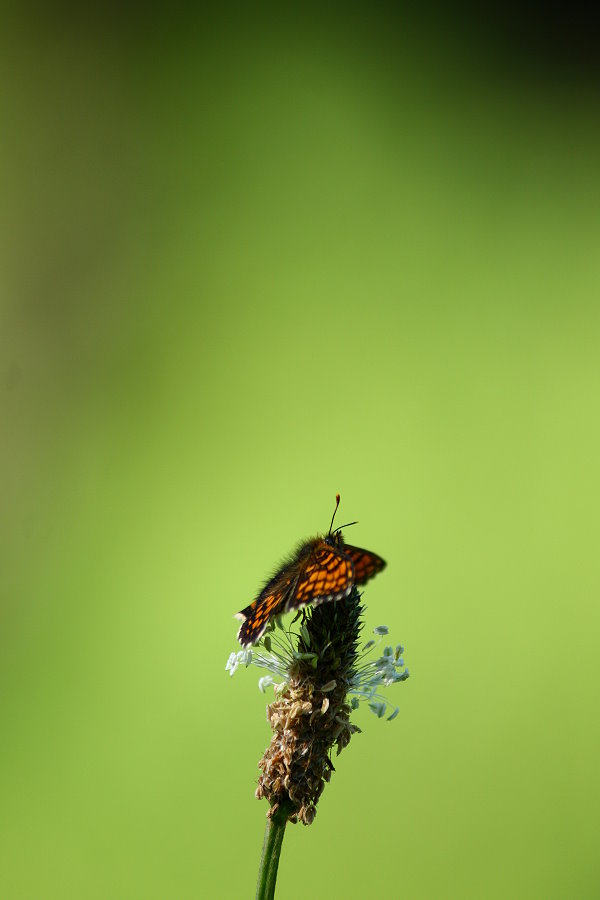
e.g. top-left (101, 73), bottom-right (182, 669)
top-left (328, 493), bottom-right (341, 535)
top-left (334, 520), bottom-right (359, 533)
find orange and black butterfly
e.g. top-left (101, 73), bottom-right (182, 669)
top-left (235, 495), bottom-right (386, 647)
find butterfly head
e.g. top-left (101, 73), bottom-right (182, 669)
top-left (324, 529), bottom-right (345, 550)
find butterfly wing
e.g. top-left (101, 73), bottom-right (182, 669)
top-left (343, 544), bottom-right (386, 584)
top-left (286, 542), bottom-right (354, 611)
top-left (236, 581), bottom-right (291, 647)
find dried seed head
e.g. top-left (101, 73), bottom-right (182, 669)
top-left (256, 587), bottom-right (364, 825)
top-left (226, 584), bottom-right (409, 826)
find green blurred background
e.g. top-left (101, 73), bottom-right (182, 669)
top-left (2, 6), bottom-right (599, 898)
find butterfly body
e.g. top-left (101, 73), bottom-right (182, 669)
top-left (235, 528), bottom-right (386, 647)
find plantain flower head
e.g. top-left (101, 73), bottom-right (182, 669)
top-left (226, 586), bottom-right (409, 825)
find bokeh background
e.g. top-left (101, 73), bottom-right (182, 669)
top-left (2, 5), bottom-right (599, 898)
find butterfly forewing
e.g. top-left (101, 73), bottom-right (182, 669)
top-left (285, 542), bottom-right (354, 612)
top-left (342, 544), bottom-right (386, 584)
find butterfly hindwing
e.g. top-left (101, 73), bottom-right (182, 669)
top-left (236, 586), bottom-right (289, 646)
top-left (235, 565), bottom-right (298, 646)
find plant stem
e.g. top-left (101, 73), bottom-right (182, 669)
top-left (255, 799), bottom-right (294, 900)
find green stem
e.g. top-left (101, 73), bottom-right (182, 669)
top-left (255, 799), bottom-right (294, 900)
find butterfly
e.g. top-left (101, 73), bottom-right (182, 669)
top-left (235, 495), bottom-right (386, 647)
